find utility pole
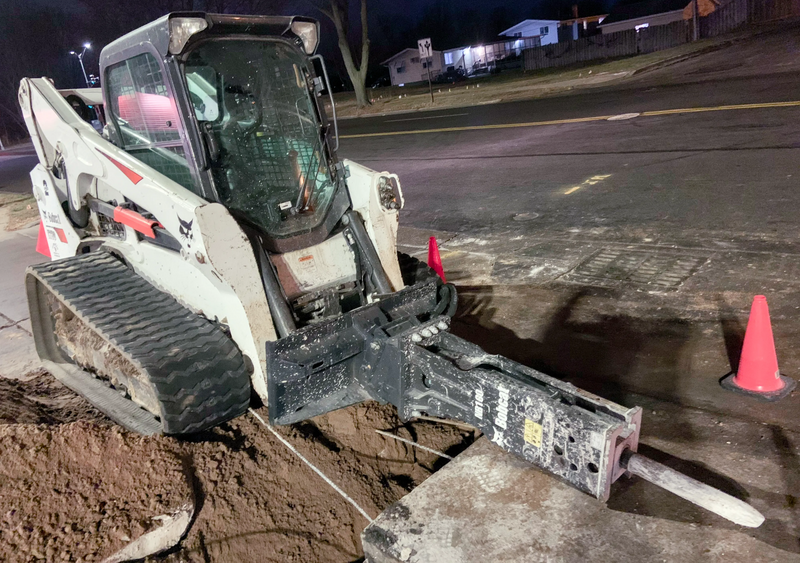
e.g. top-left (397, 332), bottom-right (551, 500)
top-left (70, 43), bottom-right (92, 88)
top-left (427, 56), bottom-right (434, 104)
top-left (692, 0), bottom-right (700, 41)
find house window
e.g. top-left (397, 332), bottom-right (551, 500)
top-left (396, 65), bottom-right (405, 74)
top-left (411, 57), bottom-right (419, 63)
top-left (444, 52), bottom-right (453, 65)
top-left (540, 26), bottom-right (549, 34)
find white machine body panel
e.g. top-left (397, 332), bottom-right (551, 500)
top-left (18, 76), bottom-right (407, 404)
top-left (344, 159), bottom-right (405, 291)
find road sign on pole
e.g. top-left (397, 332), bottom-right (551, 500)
top-left (417, 38), bottom-right (435, 104)
top-left (418, 38), bottom-right (432, 58)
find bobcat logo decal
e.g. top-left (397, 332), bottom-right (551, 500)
top-left (178, 216), bottom-right (194, 246)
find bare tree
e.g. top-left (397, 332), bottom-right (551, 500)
top-left (317, 0), bottom-right (370, 108)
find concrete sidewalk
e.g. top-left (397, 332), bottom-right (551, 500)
top-left (0, 224), bottom-right (45, 379)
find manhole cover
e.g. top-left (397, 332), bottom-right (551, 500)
top-left (560, 248), bottom-right (709, 290)
top-left (512, 212), bottom-right (540, 222)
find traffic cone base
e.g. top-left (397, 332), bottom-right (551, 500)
top-left (720, 371), bottom-right (796, 402)
top-left (719, 295), bottom-right (795, 401)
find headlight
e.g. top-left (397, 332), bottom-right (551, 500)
top-left (291, 20), bottom-right (319, 55)
top-left (169, 17), bottom-right (208, 55)
top-left (378, 176), bottom-right (403, 211)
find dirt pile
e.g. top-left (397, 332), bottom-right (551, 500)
top-left (0, 373), bottom-right (476, 562)
top-left (166, 403), bottom-right (473, 562)
top-left (0, 371), bottom-right (108, 426)
top-left (0, 422), bottom-right (192, 562)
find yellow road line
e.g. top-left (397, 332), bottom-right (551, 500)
top-left (340, 115), bottom-right (614, 139)
top-left (339, 100), bottom-right (800, 140)
top-left (563, 174), bottom-right (612, 195)
top-left (641, 100), bottom-right (800, 117)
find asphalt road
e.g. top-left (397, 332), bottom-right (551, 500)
top-left (333, 26), bottom-right (800, 430)
top-left (337, 26), bottom-right (800, 254)
top-left (0, 145), bottom-right (37, 194)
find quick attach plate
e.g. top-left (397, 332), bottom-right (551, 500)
top-left (265, 278), bottom-right (444, 425)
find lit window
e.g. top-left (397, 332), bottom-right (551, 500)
top-left (444, 52), bottom-right (453, 65)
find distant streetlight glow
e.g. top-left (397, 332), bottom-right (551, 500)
top-left (69, 43), bottom-right (92, 87)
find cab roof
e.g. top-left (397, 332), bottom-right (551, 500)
top-left (100, 12), bottom-right (317, 71)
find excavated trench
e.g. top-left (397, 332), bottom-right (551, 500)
top-left (0, 371), bottom-right (476, 562)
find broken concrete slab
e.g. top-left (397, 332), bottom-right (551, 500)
top-left (363, 396), bottom-right (800, 563)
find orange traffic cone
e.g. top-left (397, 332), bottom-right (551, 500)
top-left (721, 295), bottom-right (795, 401)
top-left (427, 236), bottom-right (446, 283)
top-left (35, 222), bottom-right (50, 258)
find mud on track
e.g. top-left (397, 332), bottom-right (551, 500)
top-left (0, 372), bottom-right (476, 562)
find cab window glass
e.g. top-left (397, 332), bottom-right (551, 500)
top-left (182, 40), bottom-right (335, 238)
top-left (185, 66), bottom-right (220, 122)
top-left (106, 53), bottom-right (197, 192)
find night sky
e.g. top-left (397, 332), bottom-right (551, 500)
top-left (0, 0), bottom-right (621, 137)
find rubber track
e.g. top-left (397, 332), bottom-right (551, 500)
top-left (30, 251), bottom-right (251, 434)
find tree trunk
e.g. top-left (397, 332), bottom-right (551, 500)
top-left (326, 0), bottom-right (370, 108)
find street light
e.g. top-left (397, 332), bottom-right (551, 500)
top-left (69, 43), bottom-right (92, 87)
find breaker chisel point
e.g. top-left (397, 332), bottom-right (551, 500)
top-left (621, 451), bottom-right (765, 528)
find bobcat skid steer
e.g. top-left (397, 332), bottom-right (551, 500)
top-left (18, 12), bottom-right (763, 526)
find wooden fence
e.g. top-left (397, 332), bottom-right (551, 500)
top-left (700, 0), bottom-right (749, 36)
top-left (702, 0), bottom-right (800, 35)
top-left (524, 0), bottom-right (800, 72)
top-left (523, 21), bottom-right (689, 70)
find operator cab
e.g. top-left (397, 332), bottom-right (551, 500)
top-left (98, 13), bottom-right (399, 332)
top-left (99, 13), bottom-right (345, 253)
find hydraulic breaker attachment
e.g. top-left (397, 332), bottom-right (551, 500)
top-left (266, 278), bottom-right (764, 527)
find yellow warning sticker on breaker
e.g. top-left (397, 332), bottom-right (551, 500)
top-left (524, 419), bottom-right (543, 447)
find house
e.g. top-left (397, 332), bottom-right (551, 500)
top-left (598, 0), bottom-right (691, 34)
top-left (499, 19), bottom-right (561, 46)
top-left (441, 37), bottom-right (540, 76)
top-left (381, 48), bottom-right (444, 87)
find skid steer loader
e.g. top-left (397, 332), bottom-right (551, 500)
top-left (18, 12), bottom-right (763, 527)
